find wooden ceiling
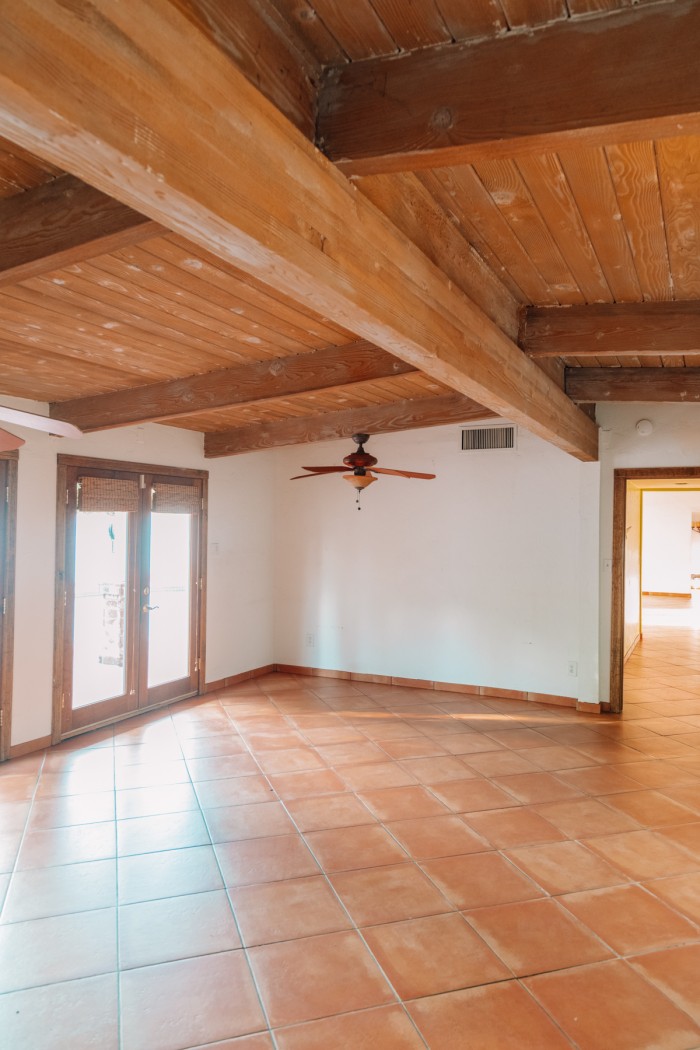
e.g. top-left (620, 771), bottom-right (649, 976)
top-left (0, 1), bottom-right (698, 458)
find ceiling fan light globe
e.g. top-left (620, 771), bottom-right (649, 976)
top-left (343, 473), bottom-right (376, 490)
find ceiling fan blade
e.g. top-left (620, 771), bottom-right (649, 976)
top-left (0, 427), bottom-right (25, 452)
top-left (372, 467), bottom-right (436, 479)
top-left (287, 468), bottom-right (348, 480)
top-left (0, 405), bottom-right (82, 440)
top-left (299, 466), bottom-right (347, 474)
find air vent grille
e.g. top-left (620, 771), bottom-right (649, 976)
top-left (461, 425), bottom-right (516, 452)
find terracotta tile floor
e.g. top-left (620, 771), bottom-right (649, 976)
top-left (2, 619), bottom-right (700, 1048)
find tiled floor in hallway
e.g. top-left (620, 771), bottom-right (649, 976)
top-left (2, 623), bottom-right (700, 1047)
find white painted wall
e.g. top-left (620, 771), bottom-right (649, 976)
top-left (7, 399), bottom-right (274, 746)
top-left (273, 423), bottom-right (601, 703)
top-left (14, 398), bottom-right (700, 746)
top-left (598, 403), bottom-right (700, 701)
top-left (642, 491), bottom-right (694, 594)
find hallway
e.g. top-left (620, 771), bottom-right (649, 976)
top-left (1, 657), bottom-right (699, 1048)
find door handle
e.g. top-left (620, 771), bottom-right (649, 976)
top-left (142, 604), bottom-right (160, 612)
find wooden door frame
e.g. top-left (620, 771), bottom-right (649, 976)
top-left (0, 452), bottom-right (18, 762)
top-left (610, 466), bottom-right (700, 713)
top-left (53, 454), bottom-right (208, 744)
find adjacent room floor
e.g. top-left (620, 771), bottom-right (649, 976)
top-left (1, 650), bottom-right (700, 1048)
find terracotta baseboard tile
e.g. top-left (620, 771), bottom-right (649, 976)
top-left (313, 668), bottom-right (353, 680)
top-left (392, 677), bottom-right (433, 689)
top-left (204, 677), bottom-right (227, 694)
top-left (274, 663), bottom-right (315, 676)
top-left (275, 665), bottom-right (593, 715)
top-left (433, 681), bottom-right (481, 695)
top-left (207, 665), bottom-right (275, 692)
top-left (350, 672), bottom-right (393, 685)
top-left (8, 734), bottom-right (51, 759)
top-left (227, 664), bottom-right (275, 686)
top-left (480, 686), bottom-right (528, 701)
top-left (274, 664), bottom-right (352, 680)
top-left (577, 701), bottom-right (602, 714)
top-left (528, 692), bottom-right (576, 709)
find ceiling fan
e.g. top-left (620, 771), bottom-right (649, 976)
top-left (290, 433), bottom-right (435, 508)
top-left (0, 405), bottom-right (83, 452)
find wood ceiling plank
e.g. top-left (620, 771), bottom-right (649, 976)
top-left (318, 0), bottom-right (700, 174)
top-left (78, 255), bottom-right (298, 360)
top-left (432, 0), bottom-right (507, 39)
top-left (49, 342), bottom-right (416, 431)
top-left (416, 170), bottom-right (527, 304)
top-left (23, 263), bottom-right (269, 367)
top-left (605, 141), bottom-right (673, 301)
top-left (301, 0), bottom-right (396, 58)
top-left (147, 236), bottom-right (354, 347)
top-left (499, 0), bottom-right (566, 30)
top-left (87, 251), bottom-right (310, 355)
top-left (0, 339), bottom-right (143, 399)
top-left (566, 366), bottom-right (700, 402)
top-left (203, 392), bottom-right (494, 455)
top-left (19, 268), bottom-right (262, 366)
top-left (115, 241), bottom-right (332, 352)
top-left (0, 311), bottom-right (180, 381)
top-left (557, 147), bottom-right (642, 302)
top-left (657, 135), bottom-right (700, 299)
top-left (0, 282), bottom-right (249, 375)
top-left (0, 0), bottom-right (596, 461)
top-left (421, 166), bottom-right (557, 304)
top-left (354, 170), bottom-right (520, 339)
top-left (472, 158), bottom-right (583, 304)
top-left (177, 0), bottom-right (319, 137)
top-left (567, 0), bottom-right (629, 12)
top-left (524, 302), bottom-right (700, 359)
top-left (0, 174), bottom-right (161, 286)
top-left (367, 0), bottom-right (452, 49)
top-left (267, 1), bottom-right (348, 65)
top-left (515, 153), bottom-right (612, 303)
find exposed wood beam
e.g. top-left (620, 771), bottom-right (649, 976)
top-left (50, 342), bottom-right (415, 431)
top-left (566, 367), bottom-right (700, 404)
top-left (204, 393), bottom-right (494, 457)
top-left (318, 0), bottom-right (700, 175)
top-left (0, 174), bottom-right (162, 286)
top-left (0, 0), bottom-right (597, 461)
top-left (523, 302), bottom-right (700, 359)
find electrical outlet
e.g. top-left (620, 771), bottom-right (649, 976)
top-left (305, 632), bottom-right (315, 648)
top-left (567, 661), bottom-right (578, 677)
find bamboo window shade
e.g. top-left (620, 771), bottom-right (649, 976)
top-left (151, 483), bottom-right (201, 514)
top-left (78, 476), bottom-right (140, 513)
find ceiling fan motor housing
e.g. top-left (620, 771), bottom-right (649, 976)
top-left (343, 448), bottom-right (377, 470)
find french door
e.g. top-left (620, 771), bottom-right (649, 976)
top-left (56, 458), bottom-right (206, 738)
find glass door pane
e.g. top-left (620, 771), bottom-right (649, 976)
top-left (72, 510), bottom-right (130, 708)
top-left (146, 511), bottom-right (192, 689)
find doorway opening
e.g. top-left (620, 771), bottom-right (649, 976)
top-left (611, 467), bottom-right (700, 714)
top-left (53, 456), bottom-right (208, 742)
